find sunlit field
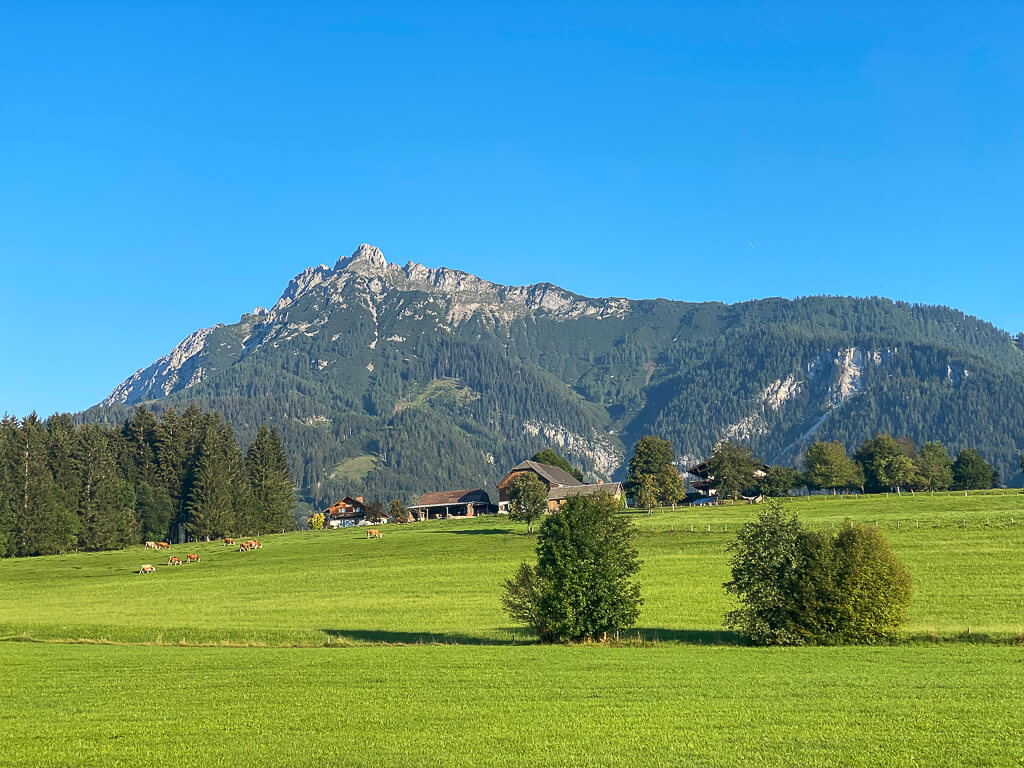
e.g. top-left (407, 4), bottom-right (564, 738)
top-left (2, 492), bottom-right (1022, 766)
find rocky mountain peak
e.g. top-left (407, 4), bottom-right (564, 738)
top-left (335, 243), bottom-right (388, 274)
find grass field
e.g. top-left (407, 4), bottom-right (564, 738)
top-left (1, 492), bottom-right (1022, 645)
top-left (1, 643), bottom-right (1021, 767)
top-left (1, 492), bottom-right (1022, 766)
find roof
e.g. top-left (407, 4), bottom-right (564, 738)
top-left (412, 489), bottom-right (492, 508)
top-left (506, 460), bottom-right (580, 487)
top-left (547, 482), bottom-right (622, 501)
top-left (323, 496), bottom-right (366, 517)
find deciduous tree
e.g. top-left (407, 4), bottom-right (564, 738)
top-left (625, 436), bottom-right (684, 507)
top-left (706, 441), bottom-right (761, 500)
top-left (508, 472), bottom-right (548, 533)
top-left (952, 449), bottom-right (997, 490)
top-left (803, 441), bottom-right (857, 494)
top-left (502, 493), bottom-right (642, 642)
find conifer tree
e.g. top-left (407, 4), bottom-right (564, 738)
top-left (46, 414), bottom-right (82, 549)
top-left (245, 426), bottom-right (296, 533)
top-left (74, 424), bottom-right (126, 551)
top-left (122, 405), bottom-right (159, 485)
top-left (0, 416), bottom-right (18, 557)
top-left (13, 414), bottom-right (63, 556)
top-left (186, 421), bottom-right (241, 539)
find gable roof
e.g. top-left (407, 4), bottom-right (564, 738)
top-left (413, 489), bottom-right (492, 508)
top-left (546, 482), bottom-right (622, 501)
top-left (506, 460), bottom-right (580, 487)
top-left (323, 496), bottom-right (366, 517)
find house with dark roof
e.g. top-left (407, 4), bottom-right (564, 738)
top-left (407, 489), bottom-right (497, 519)
top-left (497, 460), bottom-right (623, 512)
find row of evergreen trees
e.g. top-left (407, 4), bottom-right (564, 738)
top-left (0, 405), bottom-right (295, 558)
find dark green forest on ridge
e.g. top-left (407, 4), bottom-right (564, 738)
top-left (66, 259), bottom-right (1024, 509)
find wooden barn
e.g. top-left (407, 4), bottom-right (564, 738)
top-left (407, 489), bottom-right (497, 519)
top-left (497, 460), bottom-right (623, 512)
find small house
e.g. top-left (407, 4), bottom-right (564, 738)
top-left (323, 496), bottom-right (366, 528)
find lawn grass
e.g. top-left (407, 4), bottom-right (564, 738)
top-left (0, 491), bottom-right (1021, 645)
top-left (1, 642), bottom-right (1020, 767)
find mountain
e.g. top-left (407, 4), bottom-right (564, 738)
top-left (82, 244), bottom-right (1024, 504)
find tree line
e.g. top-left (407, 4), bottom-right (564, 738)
top-left (0, 405), bottom-right (296, 558)
top-left (620, 433), bottom-right (1001, 508)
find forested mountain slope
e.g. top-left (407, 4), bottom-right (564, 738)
top-left (81, 245), bottom-right (1024, 505)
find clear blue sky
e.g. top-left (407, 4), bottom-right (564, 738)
top-left (2, 2), bottom-right (1022, 418)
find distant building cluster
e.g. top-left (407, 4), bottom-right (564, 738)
top-left (320, 459), bottom-right (623, 526)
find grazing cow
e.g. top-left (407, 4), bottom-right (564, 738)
top-left (139, 564), bottom-right (156, 574)
top-left (186, 553), bottom-right (200, 563)
top-left (367, 529), bottom-right (382, 539)
top-left (224, 538), bottom-right (234, 546)
top-left (144, 541), bottom-right (157, 550)
top-left (168, 556), bottom-right (183, 566)
top-left (157, 542), bottom-right (170, 550)
top-left (239, 542), bottom-right (252, 552)
top-left (250, 539), bottom-right (262, 549)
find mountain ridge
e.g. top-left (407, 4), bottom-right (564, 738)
top-left (85, 244), bottom-right (1024, 504)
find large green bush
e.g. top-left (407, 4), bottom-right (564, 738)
top-left (724, 502), bottom-right (911, 645)
top-left (502, 493), bottom-right (642, 642)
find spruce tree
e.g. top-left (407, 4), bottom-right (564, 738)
top-left (122, 405), bottom-right (159, 485)
top-left (245, 426), bottom-right (295, 534)
top-left (186, 421), bottom-right (240, 540)
top-left (13, 414), bottom-right (62, 556)
top-left (74, 424), bottom-right (126, 551)
top-left (0, 416), bottom-right (18, 557)
top-left (46, 414), bottom-right (82, 550)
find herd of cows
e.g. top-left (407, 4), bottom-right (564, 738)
top-left (135, 528), bottom-right (384, 574)
top-left (137, 537), bottom-right (263, 574)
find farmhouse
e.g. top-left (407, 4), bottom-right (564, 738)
top-left (407, 489), bottom-right (497, 520)
top-left (686, 460), bottom-right (769, 497)
top-left (497, 460), bottom-right (623, 512)
top-left (322, 496), bottom-right (367, 528)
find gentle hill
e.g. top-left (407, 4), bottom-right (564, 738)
top-left (2, 493), bottom-right (1022, 646)
top-left (80, 245), bottom-right (1024, 505)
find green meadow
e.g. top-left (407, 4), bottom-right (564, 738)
top-left (1, 492), bottom-right (1022, 766)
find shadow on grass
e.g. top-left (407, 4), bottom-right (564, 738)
top-left (629, 628), bottom-right (749, 645)
top-left (321, 628), bottom-right (520, 646)
top-left (421, 528), bottom-right (511, 536)
top-left (321, 627), bottom-right (749, 647)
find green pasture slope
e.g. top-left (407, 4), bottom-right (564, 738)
top-left (1, 492), bottom-right (1023, 766)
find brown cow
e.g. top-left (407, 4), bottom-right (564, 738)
top-left (186, 553), bottom-right (200, 563)
top-left (239, 542), bottom-right (252, 552)
top-left (168, 556), bottom-right (183, 566)
top-left (223, 538), bottom-right (235, 546)
top-left (144, 541), bottom-right (158, 550)
top-left (157, 542), bottom-right (170, 550)
top-left (250, 539), bottom-right (262, 549)
top-left (139, 564), bottom-right (156, 574)
top-left (366, 529), bottom-right (382, 539)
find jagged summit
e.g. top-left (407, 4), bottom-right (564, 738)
top-left (335, 243), bottom-right (388, 273)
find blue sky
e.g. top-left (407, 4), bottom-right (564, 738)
top-left (1, 1), bottom-right (1022, 418)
